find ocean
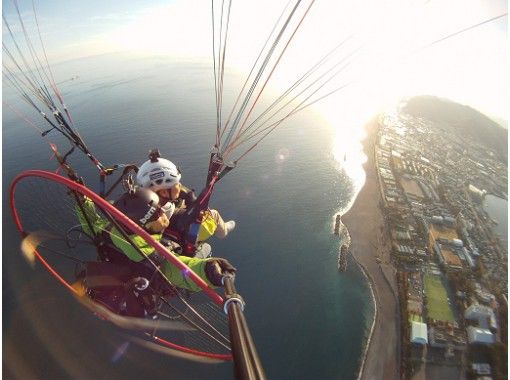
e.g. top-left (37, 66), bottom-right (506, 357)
top-left (2, 53), bottom-right (373, 379)
top-left (483, 194), bottom-right (508, 247)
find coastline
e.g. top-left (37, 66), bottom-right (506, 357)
top-left (342, 119), bottom-right (400, 380)
top-left (354, 261), bottom-right (377, 380)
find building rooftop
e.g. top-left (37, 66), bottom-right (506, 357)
top-left (411, 321), bottom-right (428, 344)
top-left (440, 247), bottom-right (463, 268)
top-left (465, 304), bottom-right (498, 330)
top-left (472, 363), bottom-right (491, 375)
top-left (429, 223), bottom-right (459, 241)
top-left (467, 326), bottom-right (496, 344)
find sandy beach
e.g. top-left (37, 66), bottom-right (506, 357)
top-left (343, 120), bottom-right (400, 380)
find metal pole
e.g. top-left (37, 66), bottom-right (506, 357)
top-left (223, 275), bottom-right (266, 380)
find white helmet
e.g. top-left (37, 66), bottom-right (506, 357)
top-left (136, 149), bottom-right (181, 192)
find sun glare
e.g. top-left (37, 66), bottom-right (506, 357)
top-left (105, 2), bottom-right (210, 57)
top-left (99, 0), bottom-right (506, 183)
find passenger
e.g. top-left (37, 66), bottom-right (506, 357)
top-left (135, 149), bottom-right (236, 241)
top-left (75, 188), bottom-right (236, 293)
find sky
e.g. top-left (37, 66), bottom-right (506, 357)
top-left (2, 0), bottom-right (508, 122)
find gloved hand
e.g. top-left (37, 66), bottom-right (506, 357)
top-left (205, 258), bottom-right (237, 286)
top-left (184, 189), bottom-right (197, 205)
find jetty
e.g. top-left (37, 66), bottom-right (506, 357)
top-left (334, 214), bottom-right (351, 272)
top-left (334, 214), bottom-right (341, 235)
top-left (338, 243), bottom-right (349, 272)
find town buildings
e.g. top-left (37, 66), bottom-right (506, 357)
top-left (374, 110), bottom-right (507, 378)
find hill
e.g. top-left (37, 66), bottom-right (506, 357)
top-left (401, 96), bottom-right (507, 161)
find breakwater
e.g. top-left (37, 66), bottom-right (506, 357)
top-left (334, 214), bottom-right (351, 272)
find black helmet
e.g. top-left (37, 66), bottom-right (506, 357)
top-left (114, 188), bottom-right (162, 228)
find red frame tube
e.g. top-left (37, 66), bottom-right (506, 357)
top-left (9, 170), bottom-right (225, 306)
top-left (9, 169), bottom-right (233, 361)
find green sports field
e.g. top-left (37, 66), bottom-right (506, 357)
top-left (424, 274), bottom-right (455, 322)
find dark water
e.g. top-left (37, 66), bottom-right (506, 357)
top-left (3, 54), bottom-right (372, 379)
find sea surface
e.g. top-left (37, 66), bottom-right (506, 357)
top-left (483, 194), bottom-right (508, 247)
top-left (2, 54), bottom-right (373, 379)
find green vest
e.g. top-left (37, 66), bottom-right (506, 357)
top-left (75, 197), bottom-right (214, 292)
